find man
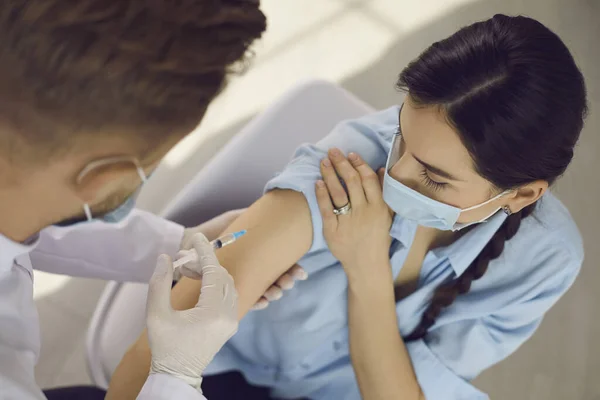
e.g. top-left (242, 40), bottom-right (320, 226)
top-left (0, 1), bottom-right (302, 399)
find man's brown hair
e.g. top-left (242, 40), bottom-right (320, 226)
top-left (0, 1), bottom-right (266, 160)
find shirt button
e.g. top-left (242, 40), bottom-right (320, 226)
top-left (301, 363), bottom-right (311, 370)
top-left (333, 341), bottom-right (343, 351)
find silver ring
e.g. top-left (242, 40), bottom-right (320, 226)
top-left (333, 202), bottom-right (352, 216)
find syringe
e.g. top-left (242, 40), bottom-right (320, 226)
top-left (173, 230), bottom-right (247, 269)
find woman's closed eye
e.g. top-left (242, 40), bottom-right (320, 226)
top-left (419, 169), bottom-right (448, 192)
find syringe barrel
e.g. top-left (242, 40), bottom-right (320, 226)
top-left (215, 233), bottom-right (236, 247)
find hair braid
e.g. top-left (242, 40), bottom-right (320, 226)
top-left (403, 204), bottom-right (536, 342)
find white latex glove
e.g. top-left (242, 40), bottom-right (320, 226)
top-left (179, 209), bottom-right (308, 310)
top-left (146, 233), bottom-right (238, 391)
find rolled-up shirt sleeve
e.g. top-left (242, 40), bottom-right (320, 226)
top-left (264, 107), bottom-right (398, 257)
top-left (29, 209), bottom-right (184, 283)
top-left (405, 247), bottom-right (580, 400)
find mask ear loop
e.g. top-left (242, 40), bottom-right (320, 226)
top-left (136, 165), bottom-right (148, 183)
top-left (76, 156), bottom-right (146, 184)
top-left (461, 190), bottom-right (512, 213)
top-left (83, 203), bottom-right (93, 221)
top-left (76, 156), bottom-right (147, 221)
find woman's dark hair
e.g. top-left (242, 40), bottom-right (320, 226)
top-left (396, 14), bottom-right (588, 341)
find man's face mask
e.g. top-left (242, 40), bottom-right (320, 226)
top-left (382, 131), bottom-right (509, 231)
top-left (56, 156), bottom-right (148, 227)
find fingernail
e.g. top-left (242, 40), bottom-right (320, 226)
top-left (348, 152), bottom-right (358, 161)
top-left (329, 148), bottom-right (341, 157)
top-left (316, 180), bottom-right (325, 188)
top-left (252, 301), bottom-right (268, 311)
top-left (322, 158), bottom-right (332, 167)
top-left (280, 281), bottom-right (294, 290)
top-left (297, 270), bottom-right (308, 280)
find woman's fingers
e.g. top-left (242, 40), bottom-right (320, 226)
top-left (275, 273), bottom-right (295, 290)
top-left (378, 168), bottom-right (386, 191)
top-left (250, 265), bottom-right (308, 311)
top-left (289, 264), bottom-right (308, 281)
top-left (252, 297), bottom-right (269, 310)
top-left (263, 285), bottom-right (283, 301)
top-left (316, 180), bottom-right (338, 231)
top-left (320, 156), bottom-right (349, 209)
top-left (327, 148), bottom-right (366, 207)
top-left (346, 152), bottom-right (383, 204)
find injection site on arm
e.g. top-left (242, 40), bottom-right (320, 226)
top-left (173, 230), bottom-right (248, 269)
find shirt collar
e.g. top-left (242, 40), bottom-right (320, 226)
top-left (389, 210), bottom-right (507, 278)
top-left (433, 211), bottom-right (507, 277)
top-left (0, 233), bottom-right (39, 271)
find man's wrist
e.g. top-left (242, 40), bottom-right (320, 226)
top-left (141, 373), bottom-right (205, 398)
top-left (150, 365), bottom-right (203, 392)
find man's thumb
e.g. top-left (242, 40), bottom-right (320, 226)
top-left (147, 254), bottom-right (174, 319)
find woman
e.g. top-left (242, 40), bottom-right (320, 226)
top-left (109, 14), bottom-right (587, 400)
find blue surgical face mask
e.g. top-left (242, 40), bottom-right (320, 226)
top-left (382, 132), bottom-right (509, 231)
top-left (56, 156), bottom-right (148, 227)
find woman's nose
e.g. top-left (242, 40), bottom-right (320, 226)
top-left (388, 156), bottom-right (420, 190)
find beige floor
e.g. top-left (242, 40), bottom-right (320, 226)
top-left (33, 0), bottom-right (600, 398)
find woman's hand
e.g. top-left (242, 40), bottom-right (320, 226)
top-left (315, 148), bottom-right (393, 277)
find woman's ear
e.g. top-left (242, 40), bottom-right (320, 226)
top-left (505, 180), bottom-right (548, 213)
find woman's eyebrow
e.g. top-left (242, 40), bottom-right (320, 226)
top-left (413, 156), bottom-right (462, 181)
top-left (399, 102), bottom-right (464, 182)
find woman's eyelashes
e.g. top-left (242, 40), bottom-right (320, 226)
top-left (399, 134), bottom-right (449, 192)
top-left (419, 169), bottom-right (448, 192)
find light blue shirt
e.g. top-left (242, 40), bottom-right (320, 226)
top-left (205, 107), bottom-right (583, 400)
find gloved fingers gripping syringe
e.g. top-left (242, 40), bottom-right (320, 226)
top-left (173, 230), bottom-right (247, 269)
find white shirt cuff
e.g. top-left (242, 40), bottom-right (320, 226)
top-left (137, 373), bottom-right (207, 400)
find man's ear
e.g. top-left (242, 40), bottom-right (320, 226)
top-left (74, 162), bottom-right (136, 204)
top-left (505, 180), bottom-right (548, 213)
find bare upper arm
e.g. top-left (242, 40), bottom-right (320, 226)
top-left (171, 188), bottom-right (313, 318)
top-left (106, 189), bottom-right (314, 400)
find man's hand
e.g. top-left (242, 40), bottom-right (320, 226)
top-left (146, 234), bottom-right (238, 390)
top-left (181, 210), bottom-right (308, 310)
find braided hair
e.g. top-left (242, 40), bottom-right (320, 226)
top-left (404, 205), bottom-right (534, 341)
top-left (395, 14), bottom-right (587, 341)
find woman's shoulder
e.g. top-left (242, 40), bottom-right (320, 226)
top-left (519, 191), bottom-right (583, 262)
top-left (332, 105), bottom-right (400, 142)
top-left (347, 105), bottom-right (401, 128)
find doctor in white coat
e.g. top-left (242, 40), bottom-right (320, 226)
top-left (0, 1), bottom-right (300, 399)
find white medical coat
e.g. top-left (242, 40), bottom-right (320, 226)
top-left (0, 209), bottom-right (207, 400)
